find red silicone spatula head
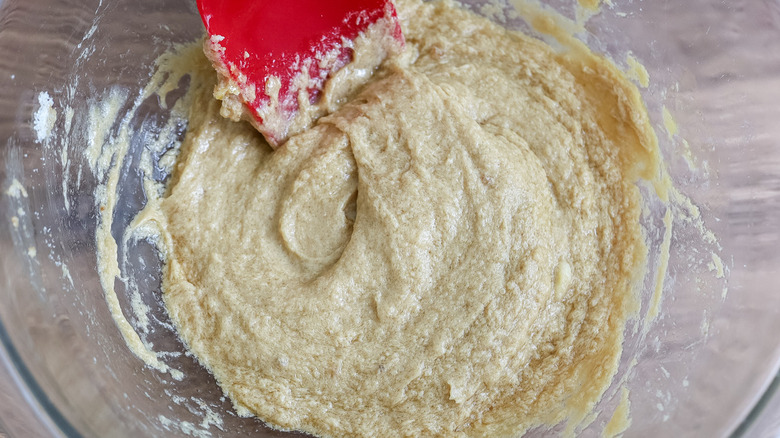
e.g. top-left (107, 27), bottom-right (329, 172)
top-left (197, 0), bottom-right (404, 147)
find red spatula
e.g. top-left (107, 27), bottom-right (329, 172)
top-left (197, 0), bottom-right (405, 147)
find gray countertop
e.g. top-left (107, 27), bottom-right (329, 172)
top-left (0, 358), bottom-right (51, 438)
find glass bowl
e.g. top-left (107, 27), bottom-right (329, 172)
top-left (1, 0), bottom-right (779, 436)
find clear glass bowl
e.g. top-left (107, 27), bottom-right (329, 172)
top-left (1, 0), bottom-right (779, 437)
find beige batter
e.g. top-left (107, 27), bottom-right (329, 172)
top-left (145, 0), bottom-right (660, 436)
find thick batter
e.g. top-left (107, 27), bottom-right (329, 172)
top-left (151, 0), bottom-right (659, 436)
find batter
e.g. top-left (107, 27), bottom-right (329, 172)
top-left (147, 0), bottom-right (660, 436)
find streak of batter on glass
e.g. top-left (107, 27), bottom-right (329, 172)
top-left (131, 0), bottom-right (665, 436)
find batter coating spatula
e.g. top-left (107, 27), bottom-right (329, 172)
top-left (197, 0), bottom-right (405, 147)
